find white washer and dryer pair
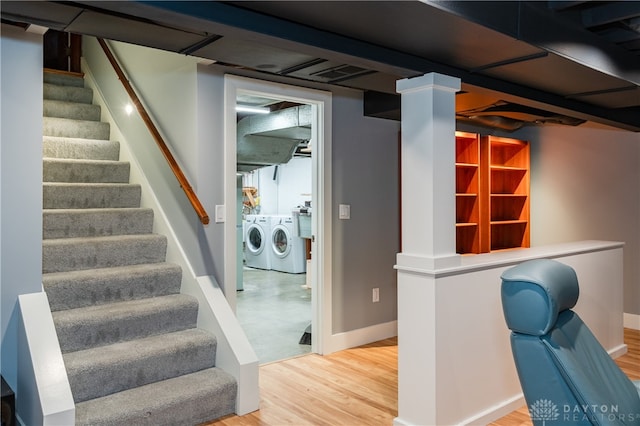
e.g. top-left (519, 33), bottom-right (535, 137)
top-left (244, 215), bottom-right (272, 270)
top-left (269, 215), bottom-right (307, 274)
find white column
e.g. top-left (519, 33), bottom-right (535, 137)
top-left (396, 72), bottom-right (461, 268)
top-left (394, 72), bottom-right (460, 426)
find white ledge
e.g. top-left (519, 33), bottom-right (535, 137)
top-left (395, 240), bottom-right (624, 277)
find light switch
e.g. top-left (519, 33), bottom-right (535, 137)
top-left (215, 205), bottom-right (225, 223)
top-left (339, 204), bottom-right (350, 219)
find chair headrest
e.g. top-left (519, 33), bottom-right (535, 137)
top-left (501, 259), bottom-right (579, 336)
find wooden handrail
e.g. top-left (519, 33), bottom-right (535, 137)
top-left (97, 38), bottom-right (210, 225)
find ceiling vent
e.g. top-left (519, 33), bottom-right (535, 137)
top-left (312, 64), bottom-right (369, 81)
top-left (284, 59), bottom-right (374, 83)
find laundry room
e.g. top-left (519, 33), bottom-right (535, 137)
top-left (236, 99), bottom-right (314, 364)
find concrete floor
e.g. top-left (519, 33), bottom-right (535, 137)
top-left (237, 267), bottom-right (312, 364)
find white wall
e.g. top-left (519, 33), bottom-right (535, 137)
top-left (254, 157), bottom-right (312, 215)
top-left (521, 124), bottom-right (640, 316)
top-left (82, 37), bottom-right (219, 279)
top-left (108, 41), bottom-right (201, 181)
top-left (0, 24), bottom-right (44, 394)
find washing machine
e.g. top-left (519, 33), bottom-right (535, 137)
top-left (270, 215), bottom-right (307, 274)
top-left (244, 215), bottom-right (272, 270)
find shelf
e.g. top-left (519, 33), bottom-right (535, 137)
top-left (489, 136), bottom-right (529, 169)
top-left (457, 223), bottom-right (480, 254)
top-left (491, 220), bottom-right (528, 225)
top-left (490, 220), bottom-right (528, 251)
top-left (456, 222), bottom-right (479, 227)
top-left (456, 162), bottom-right (479, 169)
top-left (455, 131), bottom-right (481, 254)
top-left (455, 131), bottom-right (480, 164)
top-left (491, 169), bottom-right (527, 194)
top-left (491, 193), bottom-right (527, 220)
top-left (457, 195), bottom-right (479, 224)
top-left (490, 165), bottom-right (527, 172)
top-left (456, 167), bottom-right (479, 194)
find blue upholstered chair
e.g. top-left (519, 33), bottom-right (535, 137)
top-left (501, 259), bottom-right (640, 426)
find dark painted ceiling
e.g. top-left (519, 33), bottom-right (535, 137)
top-left (2, 1), bottom-right (639, 131)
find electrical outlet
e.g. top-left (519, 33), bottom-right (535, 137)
top-left (372, 287), bottom-right (380, 303)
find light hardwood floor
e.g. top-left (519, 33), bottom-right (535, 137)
top-left (206, 329), bottom-right (639, 426)
top-left (207, 338), bottom-right (398, 426)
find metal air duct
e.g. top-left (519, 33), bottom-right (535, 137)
top-left (237, 104), bottom-right (312, 172)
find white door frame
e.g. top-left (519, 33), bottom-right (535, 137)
top-left (223, 74), bottom-right (332, 355)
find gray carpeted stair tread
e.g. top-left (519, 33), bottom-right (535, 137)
top-left (43, 158), bottom-right (130, 183)
top-left (44, 71), bottom-right (85, 88)
top-left (43, 262), bottom-right (182, 311)
top-left (75, 367), bottom-right (237, 426)
top-left (44, 82), bottom-right (93, 104)
top-left (65, 328), bottom-right (216, 403)
top-left (43, 233), bottom-right (167, 273)
top-left (43, 182), bottom-right (141, 209)
top-left (44, 99), bottom-right (101, 122)
top-left (43, 136), bottom-right (120, 161)
top-left (53, 294), bottom-right (199, 353)
top-left (43, 207), bottom-right (154, 239)
top-left (44, 116), bottom-right (110, 140)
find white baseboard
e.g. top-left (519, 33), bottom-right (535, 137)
top-left (326, 320), bottom-right (397, 354)
top-left (624, 313), bottom-right (640, 330)
top-left (393, 416), bottom-right (413, 426)
top-left (393, 394), bottom-right (526, 426)
top-left (460, 394), bottom-right (525, 426)
top-left (609, 343), bottom-right (629, 359)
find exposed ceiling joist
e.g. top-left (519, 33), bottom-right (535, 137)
top-left (580, 2), bottom-right (640, 28)
top-left (426, 1), bottom-right (639, 85)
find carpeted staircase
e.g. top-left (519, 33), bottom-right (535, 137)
top-left (42, 69), bottom-right (237, 425)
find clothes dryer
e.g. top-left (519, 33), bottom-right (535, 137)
top-left (244, 215), bottom-right (272, 270)
top-left (270, 215), bottom-right (306, 274)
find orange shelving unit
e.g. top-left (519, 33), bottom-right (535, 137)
top-left (455, 131), bottom-right (482, 254)
top-left (483, 135), bottom-right (530, 252)
top-left (456, 133), bottom-right (530, 254)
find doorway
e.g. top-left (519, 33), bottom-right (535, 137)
top-left (237, 96), bottom-right (313, 363)
top-left (43, 30), bottom-right (82, 73)
top-left (223, 75), bottom-right (333, 361)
